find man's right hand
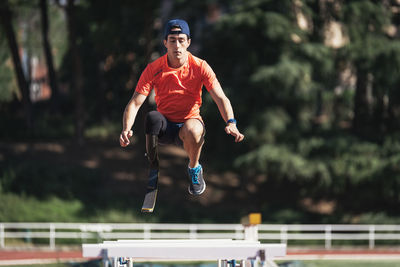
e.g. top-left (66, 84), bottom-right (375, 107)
top-left (119, 130), bottom-right (133, 147)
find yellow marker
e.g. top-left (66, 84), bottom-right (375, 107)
top-left (248, 213), bottom-right (261, 225)
top-left (241, 213), bottom-right (262, 225)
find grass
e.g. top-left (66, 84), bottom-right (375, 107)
top-left (0, 193), bottom-right (83, 222)
top-left (0, 192), bottom-right (143, 223)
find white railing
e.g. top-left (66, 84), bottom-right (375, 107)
top-left (258, 224), bottom-right (400, 249)
top-left (0, 222), bottom-right (399, 250)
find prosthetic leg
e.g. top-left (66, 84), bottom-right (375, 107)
top-left (141, 134), bottom-right (159, 213)
top-left (146, 134), bottom-right (159, 169)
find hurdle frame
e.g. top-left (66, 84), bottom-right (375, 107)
top-left (82, 239), bottom-right (286, 267)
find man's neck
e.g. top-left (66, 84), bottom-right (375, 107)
top-left (167, 52), bottom-right (188, 68)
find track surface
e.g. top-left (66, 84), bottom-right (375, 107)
top-left (1, 249), bottom-right (400, 265)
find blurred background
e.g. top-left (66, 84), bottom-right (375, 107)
top-left (1, 0), bottom-right (400, 225)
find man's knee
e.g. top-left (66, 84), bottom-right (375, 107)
top-left (181, 119), bottom-right (204, 143)
top-left (145, 111), bottom-right (165, 135)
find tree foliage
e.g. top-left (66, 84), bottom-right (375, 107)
top-left (200, 0), bottom-right (400, 214)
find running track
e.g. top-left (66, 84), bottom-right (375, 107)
top-left (1, 249), bottom-right (400, 265)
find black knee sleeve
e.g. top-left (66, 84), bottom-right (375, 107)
top-left (145, 111), bottom-right (166, 135)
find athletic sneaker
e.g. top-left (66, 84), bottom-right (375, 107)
top-left (188, 164), bottom-right (206, 195)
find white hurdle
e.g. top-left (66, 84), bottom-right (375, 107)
top-left (82, 239), bottom-right (286, 267)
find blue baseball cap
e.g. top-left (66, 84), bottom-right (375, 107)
top-left (164, 19), bottom-right (190, 39)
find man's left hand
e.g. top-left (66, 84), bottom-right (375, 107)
top-left (225, 124), bottom-right (245, 143)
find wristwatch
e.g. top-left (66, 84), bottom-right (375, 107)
top-left (226, 118), bottom-right (237, 125)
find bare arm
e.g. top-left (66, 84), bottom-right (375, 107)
top-left (209, 86), bottom-right (244, 142)
top-left (119, 91), bottom-right (147, 147)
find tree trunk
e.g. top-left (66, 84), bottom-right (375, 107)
top-left (373, 86), bottom-right (386, 136)
top-left (353, 68), bottom-right (371, 136)
top-left (132, 5), bottom-right (156, 146)
top-left (0, 0), bottom-right (33, 130)
top-left (40, 0), bottom-right (59, 111)
top-left (388, 80), bottom-right (400, 131)
top-left (65, 0), bottom-right (85, 146)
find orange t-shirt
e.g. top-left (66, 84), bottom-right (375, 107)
top-left (135, 52), bottom-right (221, 122)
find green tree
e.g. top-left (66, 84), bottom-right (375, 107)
top-left (201, 0), bottom-right (334, 174)
top-left (200, 0), bottom-right (400, 215)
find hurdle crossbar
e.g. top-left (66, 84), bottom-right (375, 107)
top-left (82, 239), bottom-right (286, 263)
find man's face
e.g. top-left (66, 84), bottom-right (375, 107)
top-left (163, 31), bottom-right (191, 60)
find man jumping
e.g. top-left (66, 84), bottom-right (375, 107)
top-left (119, 19), bottom-right (244, 207)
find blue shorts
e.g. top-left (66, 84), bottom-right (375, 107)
top-left (145, 111), bottom-right (205, 147)
top-left (159, 120), bottom-right (185, 146)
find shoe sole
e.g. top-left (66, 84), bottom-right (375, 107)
top-left (188, 181), bottom-right (206, 195)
